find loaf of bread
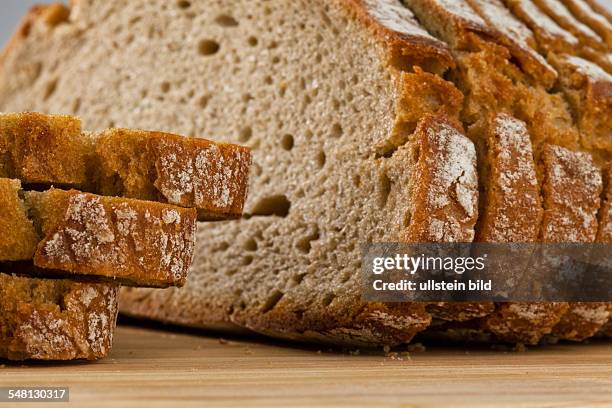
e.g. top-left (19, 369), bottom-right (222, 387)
top-left (0, 112), bottom-right (251, 220)
top-left (0, 178), bottom-right (197, 288)
top-left (1, 0), bottom-right (610, 346)
top-left (0, 272), bottom-right (118, 360)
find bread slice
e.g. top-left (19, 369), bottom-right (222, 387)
top-left (504, 0), bottom-right (581, 53)
top-left (477, 115), bottom-right (565, 344)
top-left (466, 0), bottom-right (558, 87)
top-left (533, 0), bottom-right (605, 50)
top-left (597, 164), bottom-right (612, 243)
top-left (596, 165), bottom-right (612, 337)
top-left (1, 0), bottom-right (611, 346)
top-left (0, 112), bottom-right (91, 187)
top-left (0, 112), bottom-right (252, 220)
top-left (539, 145), bottom-right (606, 341)
top-left (0, 178), bottom-right (38, 261)
top-left (548, 54), bottom-right (612, 160)
top-left (0, 272), bottom-right (118, 361)
top-left (1, 182), bottom-right (197, 288)
top-left (561, 0), bottom-right (612, 46)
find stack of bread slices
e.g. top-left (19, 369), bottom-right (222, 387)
top-left (0, 112), bottom-right (251, 360)
top-left (0, 0), bottom-right (610, 347)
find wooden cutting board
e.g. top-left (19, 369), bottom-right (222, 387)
top-left (1, 324), bottom-right (611, 407)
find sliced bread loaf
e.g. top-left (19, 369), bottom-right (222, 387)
top-left (1, 0), bottom-right (610, 346)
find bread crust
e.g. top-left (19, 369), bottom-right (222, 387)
top-left (561, 0), bottom-right (612, 46)
top-left (0, 273), bottom-right (118, 361)
top-left (0, 113), bottom-right (252, 220)
top-left (467, 0), bottom-right (558, 87)
top-left (344, 0), bottom-right (455, 73)
top-left (0, 182), bottom-right (197, 288)
top-left (95, 129), bottom-right (251, 220)
top-left (2, 0), bottom-right (611, 347)
top-left (0, 112), bottom-right (91, 186)
top-left (28, 188), bottom-right (197, 288)
top-left (539, 145), bottom-right (606, 341)
top-left (0, 178), bottom-right (38, 261)
top-left (477, 114), bottom-right (566, 345)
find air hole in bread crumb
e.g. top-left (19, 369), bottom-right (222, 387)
top-left (215, 14), bottom-right (238, 27)
top-left (225, 269), bottom-right (238, 277)
top-left (247, 36), bottom-right (258, 47)
top-left (217, 242), bottom-right (230, 251)
top-left (72, 98), bottom-right (81, 114)
top-left (292, 273), bottom-right (307, 285)
top-left (177, 0), bottom-right (191, 9)
top-left (352, 174), bottom-right (361, 188)
top-left (377, 173), bottom-right (391, 208)
top-left (239, 126), bottom-right (252, 142)
top-left (242, 255), bottom-right (253, 266)
top-left (296, 226), bottom-right (320, 254)
top-left (160, 81), bottom-right (171, 93)
top-left (281, 134), bottom-right (294, 151)
top-left (264, 76), bottom-right (273, 85)
top-left (43, 78), bottom-right (58, 100)
top-left (331, 123), bottom-right (343, 138)
top-left (198, 39), bottom-right (220, 56)
top-left (251, 195), bottom-right (291, 217)
top-left (261, 290), bottom-right (284, 313)
top-left (198, 94), bottom-right (210, 108)
top-left (244, 238), bottom-right (258, 252)
top-left (322, 293), bottom-right (336, 307)
top-left (316, 150), bottom-right (326, 169)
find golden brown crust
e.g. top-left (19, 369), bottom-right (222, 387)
top-left (560, 0), bottom-right (612, 46)
top-left (0, 113), bottom-right (251, 220)
top-left (597, 164), bottom-right (612, 242)
top-left (533, 0), bottom-right (605, 50)
top-left (475, 114), bottom-right (566, 345)
top-left (504, 0), bottom-right (580, 53)
top-left (477, 114), bottom-right (543, 242)
top-left (402, 115), bottom-right (478, 242)
top-left (539, 145), bottom-right (606, 341)
top-left (582, 0), bottom-right (612, 24)
top-left (403, 0), bottom-right (499, 49)
top-left (0, 179), bottom-right (38, 261)
top-left (0, 273), bottom-right (118, 361)
top-left (343, 0), bottom-right (455, 73)
top-left (467, 0), bottom-right (558, 88)
top-left (0, 112), bottom-right (92, 186)
top-left (27, 188), bottom-right (197, 288)
top-left (95, 129), bottom-right (251, 220)
top-left (540, 144), bottom-right (602, 243)
top-left (551, 302), bottom-right (610, 340)
top-left (549, 54), bottom-right (612, 158)
top-left (485, 302), bottom-right (569, 344)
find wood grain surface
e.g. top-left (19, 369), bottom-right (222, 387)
top-left (1, 324), bottom-right (611, 407)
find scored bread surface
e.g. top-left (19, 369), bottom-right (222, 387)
top-left (0, 273), bottom-right (118, 361)
top-left (0, 0), bottom-right (611, 346)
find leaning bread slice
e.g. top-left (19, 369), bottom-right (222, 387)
top-left (0, 112), bottom-right (251, 220)
top-left (548, 54), bottom-right (612, 160)
top-left (478, 114), bottom-right (567, 345)
top-left (0, 272), bottom-right (118, 361)
top-left (0, 182), bottom-right (197, 288)
top-left (560, 0), bottom-right (612, 46)
top-left (94, 128), bottom-right (251, 220)
top-left (540, 145), bottom-right (606, 341)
